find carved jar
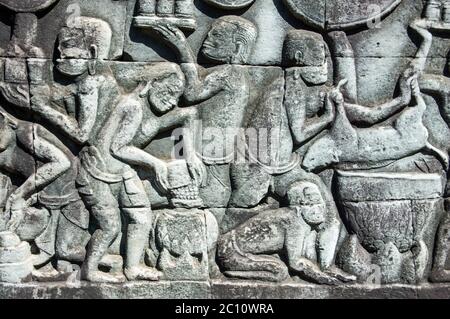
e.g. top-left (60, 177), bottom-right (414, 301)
top-left (0, 231), bottom-right (33, 283)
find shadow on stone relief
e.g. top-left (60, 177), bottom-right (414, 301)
top-left (1, 0), bottom-right (450, 293)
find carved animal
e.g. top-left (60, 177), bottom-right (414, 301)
top-left (302, 79), bottom-right (449, 172)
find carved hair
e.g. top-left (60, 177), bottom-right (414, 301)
top-left (65, 16), bottom-right (112, 60)
top-left (216, 16), bottom-right (257, 64)
top-left (138, 63), bottom-right (185, 98)
top-left (283, 30), bottom-right (326, 67)
top-left (286, 181), bottom-right (322, 206)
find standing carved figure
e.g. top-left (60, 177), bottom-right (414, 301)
top-left (76, 63), bottom-right (199, 282)
top-left (153, 16), bottom-right (257, 207)
top-left (28, 16), bottom-right (134, 282)
top-left (0, 111), bottom-right (73, 252)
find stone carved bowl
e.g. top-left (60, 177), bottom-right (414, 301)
top-left (335, 170), bottom-right (444, 253)
top-left (283, 0), bottom-right (402, 31)
top-left (0, 0), bottom-right (59, 12)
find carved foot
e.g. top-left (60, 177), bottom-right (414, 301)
top-left (292, 258), bottom-right (341, 285)
top-left (124, 266), bottom-right (162, 281)
top-left (100, 254), bottom-right (123, 273)
top-left (224, 270), bottom-right (288, 282)
top-left (325, 266), bottom-right (357, 283)
top-left (32, 263), bottom-right (69, 282)
top-left (430, 270), bottom-right (450, 283)
top-left (81, 269), bottom-right (126, 283)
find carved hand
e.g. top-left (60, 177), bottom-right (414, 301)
top-left (399, 69), bottom-right (416, 104)
top-left (187, 155), bottom-right (207, 186)
top-left (330, 79), bottom-right (348, 104)
top-left (291, 257), bottom-right (341, 285)
top-left (152, 24), bottom-right (193, 63)
top-left (323, 92), bottom-right (336, 121)
top-left (5, 193), bottom-right (27, 232)
top-left (154, 159), bottom-right (170, 193)
top-left (411, 75), bottom-right (421, 99)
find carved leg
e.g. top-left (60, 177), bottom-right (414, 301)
top-left (204, 210), bottom-right (221, 278)
top-left (122, 208), bottom-right (161, 281)
top-left (81, 207), bottom-right (125, 283)
top-left (55, 219), bottom-right (88, 264)
top-left (32, 208), bottom-right (60, 267)
top-left (317, 220), bottom-right (357, 283)
top-left (217, 233), bottom-right (289, 282)
top-left (412, 240), bottom-right (429, 283)
top-left (55, 200), bottom-right (90, 264)
top-left (228, 163), bottom-right (272, 208)
top-left (223, 253), bottom-right (290, 283)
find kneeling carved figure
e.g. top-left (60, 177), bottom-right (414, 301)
top-left (217, 181), bottom-right (356, 284)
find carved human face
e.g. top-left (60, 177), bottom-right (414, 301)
top-left (284, 33), bottom-right (328, 84)
top-left (56, 27), bottom-right (90, 77)
top-left (148, 74), bottom-right (184, 114)
top-left (299, 185), bottom-right (326, 225)
top-left (202, 21), bottom-right (236, 63)
top-left (297, 64), bottom-right (328, 85)
top-left (288, 183), bottom-right (326, 226)
top-left (300, 203), bottom-right (327, 226)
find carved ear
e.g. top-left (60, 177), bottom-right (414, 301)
top-left (294, 50), bottom-right (303, 64)
top-left (232, 34), bottom-right (246, 64)
top-left (90, 44), bottom-right (98, 60)
top-left (228, 40), bottom-right (241, 64)
top-left (138, 81), bottom-right (152, 98)
top-left (88, 45), bottom-right (98, 75)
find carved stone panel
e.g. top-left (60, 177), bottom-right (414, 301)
top-left (1, 0), bottom-right (450, 299)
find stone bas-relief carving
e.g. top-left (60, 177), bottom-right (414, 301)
top-left (1, 0), bottom-right (450, 299)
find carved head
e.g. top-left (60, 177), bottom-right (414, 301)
top-left (57, 17), bottom-right (112, 77)
top-left (202, 16), bottom-right (257, 64)
top-left (0, 111), bottom-right (17, 152)
top-left (140, 70), bottom-right (185, 114)
top-left (302, 135), bottom-right (340, 172)
top-left (283, 30), bottom-right (328, 84)
top-left (287, 181), bottom-right (327, 226)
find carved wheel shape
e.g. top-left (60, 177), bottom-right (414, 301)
top-left (283, 0), bottom-right (402, 31)
top-left (202, 0), bottom-right (255, 10)
top-left (0, 0), bottom-right (59, 12)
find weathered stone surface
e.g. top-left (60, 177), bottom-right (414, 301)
top-left (0, 280), bottom-right (450, 299)
top-left (202, 0), bottom-right (255, 10)
top-left (0, 281), bottom-right (211, 299)
top-left (1, 0), bottom-right (450, 299)
top-left (211, 280), bottom-right (450, 299)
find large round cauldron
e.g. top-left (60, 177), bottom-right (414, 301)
top-left (0, 0), bottom-right (58, 12)
top-left (336, 170), bottom-right (444, 254)
top-left (283, 0), bottom-right (402, 30)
